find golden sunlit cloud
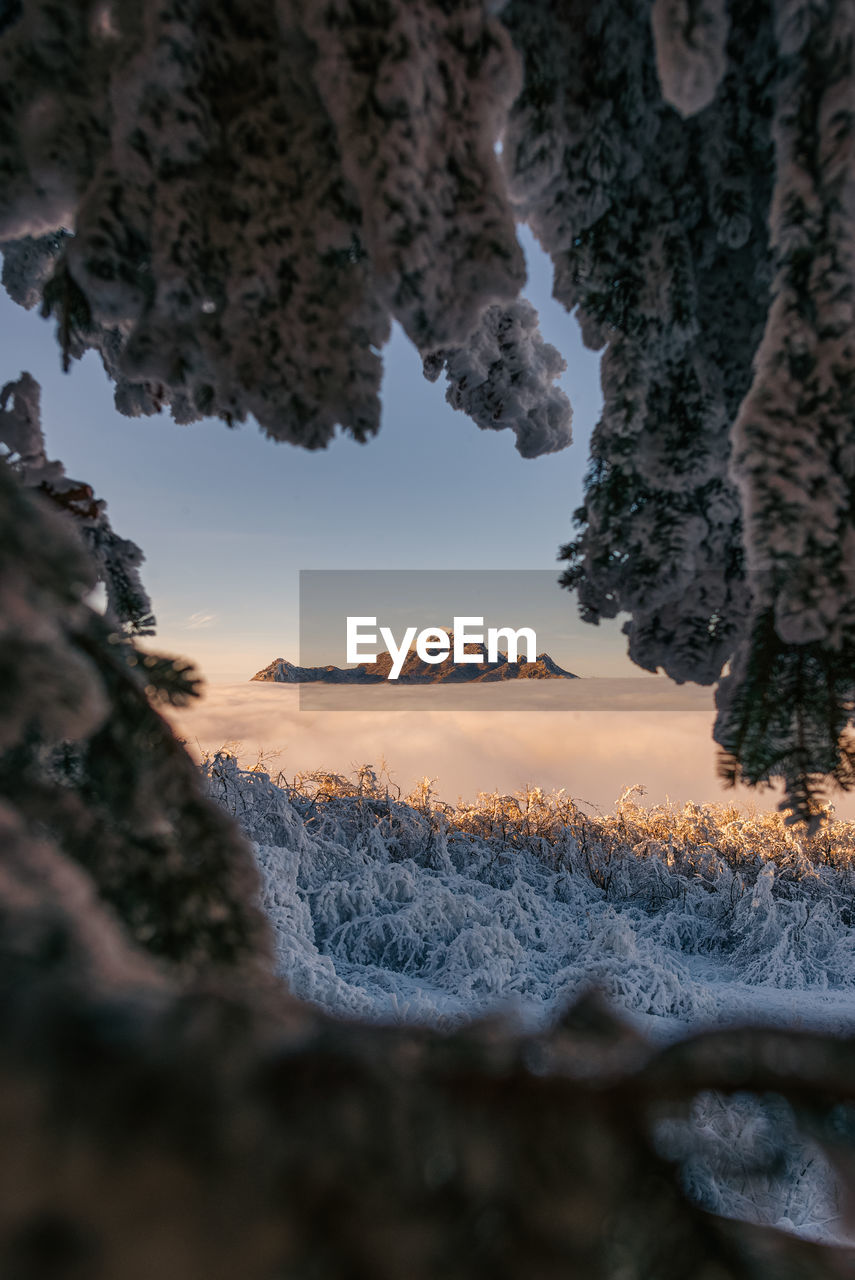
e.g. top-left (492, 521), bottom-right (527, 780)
top-left (161, 681), bottom-right (848, 819)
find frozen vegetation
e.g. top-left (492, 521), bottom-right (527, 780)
top-left (205, 752), bottom-right (855, 1244)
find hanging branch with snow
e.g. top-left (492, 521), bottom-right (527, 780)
top-left (715, 0), bottom-right (855, 818)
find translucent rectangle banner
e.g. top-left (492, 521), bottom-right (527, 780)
top-left (262, 570), bottom-right (715, 711)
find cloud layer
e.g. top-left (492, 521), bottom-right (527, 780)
top-left (163, 681), bottom-right (855, 818)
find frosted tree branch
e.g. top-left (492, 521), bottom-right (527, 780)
top-left (423, 300), bottom-right (572, 458)
top-left (0, 0), bottom-right (553, 452)
top-left (0, 372), bottom-right (155, 632)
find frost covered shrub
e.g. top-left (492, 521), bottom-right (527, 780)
top-left (204, 755), bottom-right (855, 1241)
top-left (204, 756), bottom-right (855, 1022)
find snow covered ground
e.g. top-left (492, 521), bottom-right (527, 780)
top-left (207, 754), bottom-right (855, 1242)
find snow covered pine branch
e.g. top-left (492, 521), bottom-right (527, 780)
top-left (0, 371), bottom-right (155, 633)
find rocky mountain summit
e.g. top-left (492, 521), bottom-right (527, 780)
top-left (252, 634), bottom-right (578, 684)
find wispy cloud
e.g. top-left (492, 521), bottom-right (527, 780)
top-left (185, 612), bottom-right (217, 631)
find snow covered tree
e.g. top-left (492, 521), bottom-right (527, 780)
top-left (713, 0), bottom-right (855, 817)
top-left (0, 3), bottom-right (852, 805)
top-left (513, 0), bottom-right (775, 691)
top-left (0, 375), bottom-right (271, 971)
top-left (506, 0), bottom-right (853, 821)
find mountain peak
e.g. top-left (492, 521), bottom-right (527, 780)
top-left (251, 638), bottom-right (578, 685)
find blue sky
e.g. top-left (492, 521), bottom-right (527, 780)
top-left (0, 227), bottom-right (635, 680)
